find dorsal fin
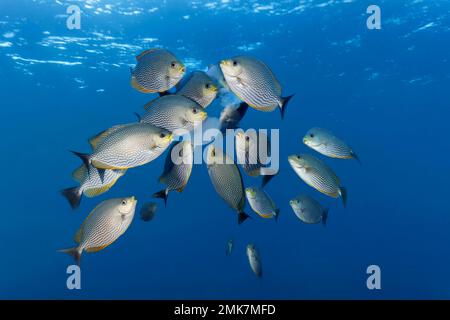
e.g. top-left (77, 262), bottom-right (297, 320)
top-left (88, 125), bottom-right (125, 150)
top-left (136, 48), bottom-right (158, 61)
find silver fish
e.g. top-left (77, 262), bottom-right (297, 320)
top-left (206, 145), bottom-right (249, 225)
top-left (289, 194), bottom-right (329, 225)
top-left (220, 56), bottom-right (294, 118)
top-left (246, 244), bottom-right (262, 278)
top-left (219, 102), bottom-right (249, 131)
top-left (130, 48), bottom-right (185, 93)
top-left (176, 71), bottom-right (218, 108)
top-left (140, 202), bottom-right (158, 222)
top-left (59, 196), bottom-right (137, 265)
top-left (245, 187), bottom-right (279, 220)
top-left (141, 95), bottom-right (207, 133)
top-left (72, 123), bottom-right (173, 174)
top-left (303, 127), bottom-right (360, 164)
top-left (235, 130), bottom-right (276, 187)
top-left (288, 154), bottom-right (347, 207)
top-left (226, 239), bottom-right (233, 256)
top-left (62, 164), bottom-right (126, 209)
top-left (153, 141), bottom-right (193, 206)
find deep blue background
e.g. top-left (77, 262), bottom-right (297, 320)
top-left (0, 0), bottom-right (449, 299)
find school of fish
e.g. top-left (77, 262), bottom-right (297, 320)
top-left (60, 48), bottom-right (360, 278)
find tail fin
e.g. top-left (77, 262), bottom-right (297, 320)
top-left (339, 187), bottom-right (347, 208)
top-left (58, 247), bottom-right (82, 266)
top-left (261, 173), bottom-right (276, 188)
top-left (352, 151), bottom-right (362, 166)
top-left (238, 211), bottom-right (250, 225)
top-left (70, 151), bottom-right (91, 176)
top-left (322, 208), bottom-right (329, 226)
top-left (61, 187), bottom-right (82, 209)
top-left (279, 94), bottom-right (294, 120)
top-left (153, 189), bottom-right (169, 207)
top-left (274, 209), bottom-right (280, 222)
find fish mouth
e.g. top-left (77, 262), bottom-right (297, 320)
top-left (219, 59), bottom-right (229, 67)
top-left (209, 84), bottom-right (218, 93)
top-left (128, 196), bottom-right (138, 206)
top-left (179, 65), bottom-right (186, 73)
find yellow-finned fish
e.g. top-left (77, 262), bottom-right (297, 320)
top-left (303, 127), bottom-right (361, 164)
top-left (130, 48), bottom-right (185, 93)
top-left (235, 130), bottom-right (276, 187)
top-left (220, 56), bottom-right (294, 119)
top-left (153, 141), bottom-right (193, 206)
top-left (141, 95), bottom-right (207, 133)
top-left (61, 164), bottom-right (126, 209)
top-left (245, 187), bottom-right (279, 220)
top-left (288, 154), bottom-right (347, 207)
top-left (289, 194), bottom-right (329, 226)
top-left (176, 71), bottom-right (218, 108)
top-left (59, 197), bottom-right (137, 265)
top-left (71, 123), bottom-right (172, 176)
top-left (140, 202), bottom-right (157, 222)
top-left (206, 145), bottom-right (249, 225)
top-left (246, 244), bottom-right (262, 278)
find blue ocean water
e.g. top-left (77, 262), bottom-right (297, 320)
top-left (0, 0), bottom-right (449, 299)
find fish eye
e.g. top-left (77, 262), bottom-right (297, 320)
top-left (159, 132), bottom-right (166, 138)
top-left (121, 200), bottom-right (127, 206)
top-left (297, 155), bottom-right (301, 159)
top-left (205, 84), bottom-right (210, 89)
top-left (171, 62), bottom-right (176, 68)
top-left (245, 136), bottom-right (250, 141)
top-left (212, 150), bottom-right (216, 157)
top-left (232, 60), bottom-right (238, 66)
top-left (310, 133), bottom-right (314, 138)
top-left (192, 108), bottom-right (198, 114)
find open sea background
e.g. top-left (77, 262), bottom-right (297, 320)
top-left (0, 0), bottom-right (449, 299)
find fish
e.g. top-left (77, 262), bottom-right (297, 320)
top-left (206, 63), bottom-right (229, 90)
top-left (220, 56), bottom-right (294, 119)
top-left (140, 202), bottom-right (158, 222)
top-left (288, 154), bottom-right (347, 207)
top-left (226, 239), bottom-right (234, 256)
top-left (176, 71), bottom-right (218, 108)
top-left (59, 196), bottom-right (137, 265)
top-left (61, 165), bottom-right (126, 209)
top-left (245, 187), bottom-right (279, 220)
top-left (153, 141), bottom-right (193, 206)
top-left (289, 194), bottom-right (329, 226)
top-left (303, 127), bottom-right (361, 164)
top-left (219, 102), bottom-right (249, 131)
top-left (246, 244), bottom-right (262, 278)
top-left (130, 48), bottom-right (185, 93)
top-left (141, 95), bottom-right (207, 133)
top-left (206, 144), bottom-right (249, 225)
top-left (235, 130), bottom-right (277, 187)
top-left (71, 123), bottom-right (173, 178)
